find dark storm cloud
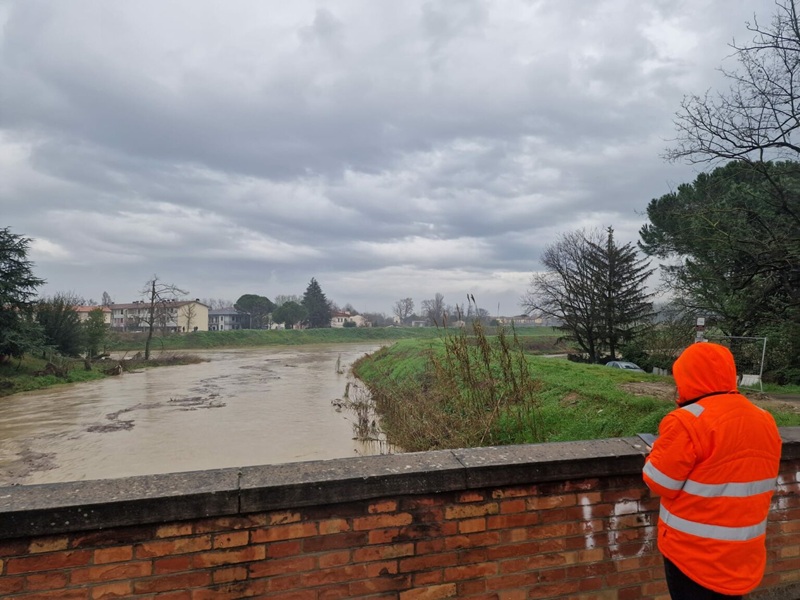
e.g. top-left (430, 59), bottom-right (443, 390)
top-left (0, 0), bottom-right (773, 313)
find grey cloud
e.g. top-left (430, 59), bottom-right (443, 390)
top-left (1, 0), bottom-right (769, 313)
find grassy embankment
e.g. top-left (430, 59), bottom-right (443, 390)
top-left (0, 353), bottom-right (206, 398)
top-left (106, 326), bottom-right (449, 352)
top-left (352, 333), bottom-right (800, 451)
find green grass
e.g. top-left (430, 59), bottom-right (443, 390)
top-left (107, 326), bottom-right (451, 351)
top-left (0, 355), bottom-right (107, 397)
top-left (353, 337), bottom-right (800, 450)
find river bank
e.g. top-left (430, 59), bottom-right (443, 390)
top-left (1, 326), bottom-right (563, 398)
top-left (353, 337), bottom-right (800, 451)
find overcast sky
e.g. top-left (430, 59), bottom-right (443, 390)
top-left (0, 0), bottom-right (774, 316)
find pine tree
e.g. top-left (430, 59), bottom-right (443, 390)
top-left (586, 227), bottom-right (655, 361)
top-left (0, 228), bottom-right (45, 360)
top-left (302, 278), bottom-right (332, 328)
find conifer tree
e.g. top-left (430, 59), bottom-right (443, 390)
top-left (302, 278), bottom-right (332, 328)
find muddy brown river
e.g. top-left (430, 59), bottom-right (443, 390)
top-left (0, 344), bottom-right (389, 486)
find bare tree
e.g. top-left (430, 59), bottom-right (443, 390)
top-left (667, 0), bottom-right (800, 165)
top-left (421, 293), bottom-right (446, 326)
top-left (140, 275), bottom-right (188, 360)
top-left (392, 298), bottom-right (415, 323)
top-left (101, 291), bottom-right (113, 307)
top-left (273, 294), bottom-right (301, 307)
top-left (181, 303), bottom-right (197, 332)
top-left (523, 228), bottom-right (654, 363)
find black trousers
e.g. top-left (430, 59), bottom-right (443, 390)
top-left (664, 557), bottom-right (742, 600)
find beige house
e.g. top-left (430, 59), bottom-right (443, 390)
top-left (109, 300), bottom-right (209, 332)
top-left (73, 306), bottom-right (112, 325)
top-left (330, 311), bottom-right (370, 328)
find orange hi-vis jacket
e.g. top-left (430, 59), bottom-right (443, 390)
top-left (643, 343), bottom-right (782, 596)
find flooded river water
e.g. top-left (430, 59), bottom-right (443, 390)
top-left (0, 343), bottom-right (388, 486)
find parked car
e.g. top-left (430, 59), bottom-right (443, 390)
top-left (606, 361), bottom-right (645, 372)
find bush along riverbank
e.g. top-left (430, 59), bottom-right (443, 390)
top-left (352, 323), bottom-right (800, 452)
top-left (0, 353), bottom-right (205, 398)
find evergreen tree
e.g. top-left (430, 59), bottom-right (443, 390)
top-left (302, 278), bottom-right (332, 328)
top-left (523, 227), bottom-right (655, 363)
top-left (36, 294), bottom-right (84, 357)
top-left (84, 308), bottom-right (108, 358)
top-left (0, 228), bottom-right (45, 361)
top-left (587, 227), bottom-right (655, 361)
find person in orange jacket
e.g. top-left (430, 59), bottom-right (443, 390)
top-left (642, 342), bottom-right (782, 599)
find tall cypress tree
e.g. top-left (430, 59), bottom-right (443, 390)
top-left (302, 278), bottom-right (332, 328)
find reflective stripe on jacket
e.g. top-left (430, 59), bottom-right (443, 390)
top-left (642, 343), bottom-right (782, 596)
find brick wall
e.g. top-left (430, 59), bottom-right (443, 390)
top-left (0, 431), bottom-right (798, 599)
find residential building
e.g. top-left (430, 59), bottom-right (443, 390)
top-left (109, 300), bottom-right (209, 332)
top-left (330, 311), bottom-right (371, 328)
top-left (208, 307), bottom-right (248, 331)
top-left (73, 306), bottom-right (112, 325)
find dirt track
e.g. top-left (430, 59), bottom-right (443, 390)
top-left (620, 382), bottom-right (800, 414)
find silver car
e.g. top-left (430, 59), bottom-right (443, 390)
top-left (606, 361), bottom-right (645, 372)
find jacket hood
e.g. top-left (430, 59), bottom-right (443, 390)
top-left (672, 342), bottom-right (738, 405)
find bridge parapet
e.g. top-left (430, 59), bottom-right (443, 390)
top-left (0, 429), bottom-right (798, 599)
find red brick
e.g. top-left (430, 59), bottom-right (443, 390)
top-left (353, 542), bottom-right (414, 562)
top-left (154, 555), bottom-right (193, 574)
top-left (212, 565), bottom-right (248, 584)
top-left (0, 576), bottom-right (25, 595)
top-left (212, 531), bottom-right (249, 549)
top-left (444, 562), bottom-right (498, 581)
top-left (319, 518), bottom-right (350, 535)
top-left (349, 573), bottom-right (412, 595)
top-left (133, 571), bottom-right (212, 594)
top-left (190, 582), bottom-right (258, 600)
top-left (266, 539), bottom-right (302, 558)
top-left (458, 491), bottom-right (486, 503)
top-left (487, 513), bottom-right (540, 529)
top-left (527, 494), bottom-right (576, 510)
top-left (369, 500), bottom-right (398, 513)
top-left (367, 560), bottom-right (399, 577)
top-left (251, 522), bottom-right (318, 542)
top-left (268, 510), bottom-right (302, 525)
top-left (369, 528), bottom-right (400, 544)
top-left (400, 583), bottom-right (458, 599)
top-left (94, 546), bottom-right (134, 564)
top-left (6, 550), bottom-right (92, 574)
top-left (249, 555), bottom-right (316, 578)
top-left (303, 532), bottom-right (368, 553)
top-left (70, 561), bottom-right (152, 584)
top-left (156, 523), bottom-right (194, 538)
top-left (299, 564), bottom-right (367, 587)
top-left (136, 536), bottom-right (212, 558)
top-left (499, 499), bottom-right (527, 514)
top-left (353, 513), bottom-right (413, 531)
top-left (319, 549), bottom-right (351, 568)
top-left (459, 518), bottom-right (486, 534)
top-left (26, 570), bottom-right (69, 590)
top-left (192, 545), bottom-right (266, 568)
top-left (29, 536), bottom-right (69, 553)
top-left (400, 552), bottom-right (458, 572)
top-left (445, 503), bottom-right (499, 519)
top-left (414, 570), bottom-right (443, 586)
top-left (17, 590), bottom-right (89, 600)
top-left (91, 581), bottom-right (133, 599)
